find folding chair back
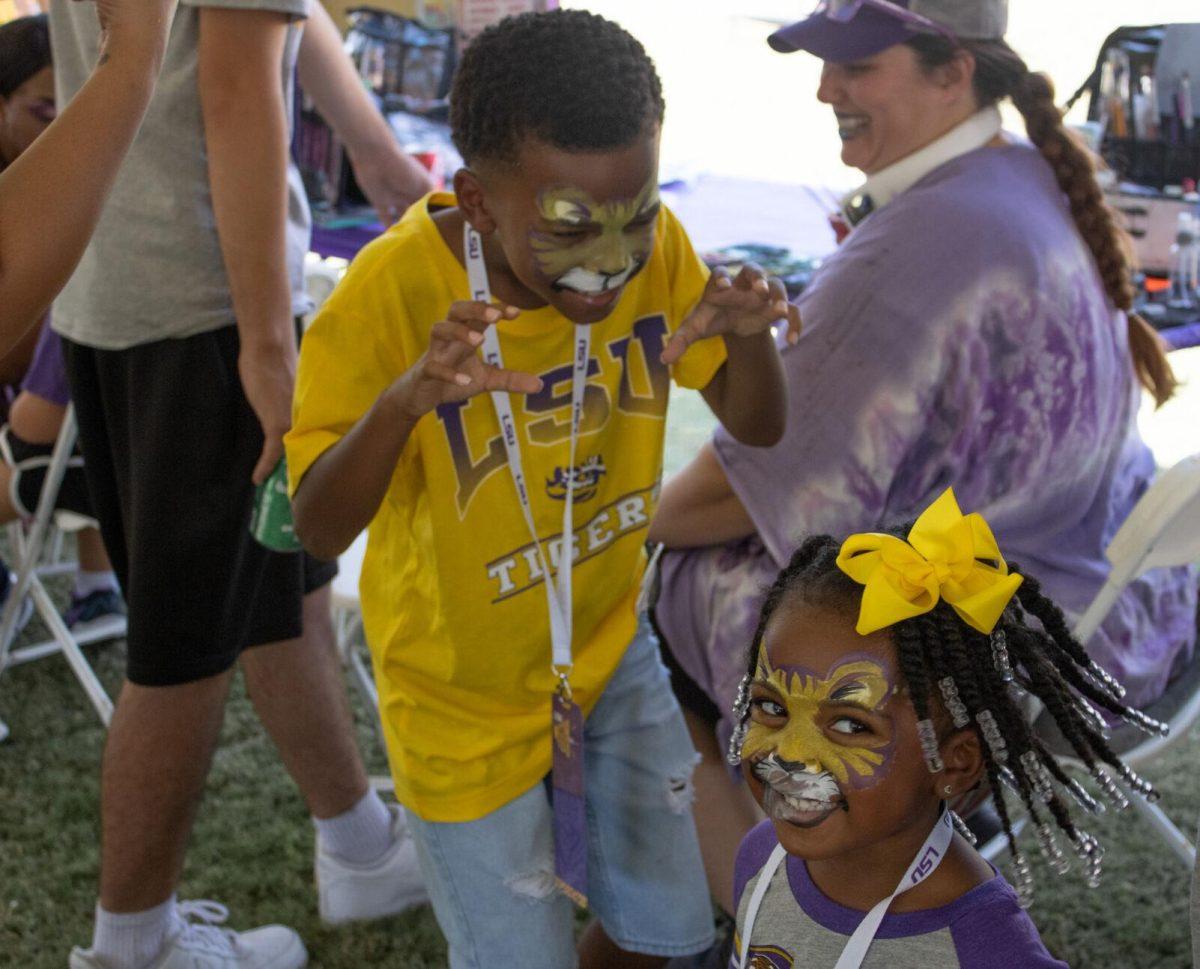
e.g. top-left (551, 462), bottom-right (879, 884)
top-left (0, 404), bottom-right (124, 732)
top-left (1036, 452), bottom-right (1200, 866)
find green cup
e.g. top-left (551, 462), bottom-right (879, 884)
top-left (251, 459), bottom-right (302, 552)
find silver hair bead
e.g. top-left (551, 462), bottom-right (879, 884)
top-left (1072, 831), bottom-right (1105, 889)
top-left (976, 710), bottom-right (1009, 765)
top-left (949, 809), bottom-right (977, 847)
top-left (1076, 696), bottom-right (1109, 736)
top-left (1010, 848), bottom-right (1035, 909)
top-left (938, 676), bottom-right (970, 729)
top-left (1035, 822), bottom-right (1071, 875)
top-left (1064, 776), bottom-right (1105, 815)
top-left (1120, 705), bottom-right (1170, 738)
top-left (726, 720), bottom-right (748, 767)
top-left (1086, 660), bottom-right (1126, 699)
top-left (998, 766), bottom-right (1022, 795)
top-left (1118, 764), bottom-right (1160, 803)
top-left (1091, 766), bottom-right (1130, 810)
top-left (916, 718), bottom-right (945, 773)
top-left (726, 675), bottom-right (753, 766)
top-left (991, 628), bottom-right (1015, 684)
top-left (1020, 750), bottom-right (1056, 805)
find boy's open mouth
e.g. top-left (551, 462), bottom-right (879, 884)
top-left (552, 262), bottom-right (641, 300)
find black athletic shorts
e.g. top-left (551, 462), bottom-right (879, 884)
top-left (62, 325), bottom-right (337, 687)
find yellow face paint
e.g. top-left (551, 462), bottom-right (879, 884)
top-left (529, 179), bottom-right (659, 293)
top-left (742, 647), bottom-right (896, 790)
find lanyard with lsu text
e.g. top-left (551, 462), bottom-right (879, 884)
top-left (738, 806), bottom-right (954, 969)
top-left (463, 222), bottom-right (592, 907)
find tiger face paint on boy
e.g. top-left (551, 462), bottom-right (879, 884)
top-left (528, 178), bottom-right (660, 297)
top-left (743, 645), bottom-right (899, 792)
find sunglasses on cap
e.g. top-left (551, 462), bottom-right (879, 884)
top-left (815, 0), bottom-right (958, 43)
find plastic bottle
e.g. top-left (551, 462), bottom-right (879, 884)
top-left (1167, 212), bottom-right (1197, 308)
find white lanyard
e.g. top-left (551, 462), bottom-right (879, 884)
top-left (738, 807), bottom-right (954, 969)
top-left (463, 223), bottom-right (590, 674)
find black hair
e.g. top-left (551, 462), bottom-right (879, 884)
top-left (735, 527), bottom-right (1165, 906)
top-left (903, 33), bottom-right (1175, 408)
top-left (449, 9), bottom-right (664, 167)
top-left (0, 14), bottom-right (51, 100)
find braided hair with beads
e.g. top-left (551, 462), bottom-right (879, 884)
top-left (903, 33), bottom-right (1176, 408)
top-left (729, 527), bottom-right (1166, 909)
top-left (449, 9), bottom-right (665, 168)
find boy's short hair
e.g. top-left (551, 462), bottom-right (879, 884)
top-left (0, 14), bottom-right (51, 100)
top-left (450, 9), bottom-right (665, 167)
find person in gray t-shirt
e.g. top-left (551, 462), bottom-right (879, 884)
top-left (49, 1), bottom-right (433, 966)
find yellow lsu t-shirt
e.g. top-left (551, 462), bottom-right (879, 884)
top-left (287, 192), bottom-right (725, 822)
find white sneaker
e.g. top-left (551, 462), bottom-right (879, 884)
top-left (315, 803), bottom-right (429, 925)
top-left (69, 900), bottom-right (307, 969)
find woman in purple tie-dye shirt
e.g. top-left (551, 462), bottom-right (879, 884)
top-left (649, 0), bottom-right (1197, 919)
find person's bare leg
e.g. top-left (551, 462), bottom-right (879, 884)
top-left (77, 527), bottom-right (113, 573)
top-left (98, 671), bottom-right (234, 911)
top-left (578, 921), bottom-right (668, 969)
top-left (238, 584), bottom-right (368, 819)
top-left (0, 463), bottom-right (19, 523)
top-left (685, 708), bottom-right (762, 916)
top-left (8, 391), bottom-right (65, 444)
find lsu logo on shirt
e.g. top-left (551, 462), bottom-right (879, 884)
top-left (435, 314), bottom-right (671, 518)
top-left (547, 456), bottom-right (607, 502)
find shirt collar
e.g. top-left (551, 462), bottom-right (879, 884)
top-left (841, 106), bottom-right (1003, 228)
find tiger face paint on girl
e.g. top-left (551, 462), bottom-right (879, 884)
top-left (529, 179), bottom-right (660, 297)
top-left (742, 646), bottom-right (899, 794)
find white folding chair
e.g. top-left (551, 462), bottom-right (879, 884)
top-left (0, 404), bottom-right (125, 736)
top-left (1032, 452), bottom-right (1200, 867)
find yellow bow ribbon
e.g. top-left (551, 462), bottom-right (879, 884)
top-left (836, 488), bottom-right (1023, 636)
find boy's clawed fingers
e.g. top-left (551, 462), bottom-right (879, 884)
top-left (662, 263), bottom-right (796, 362)
top-left (661, 300), bottom-right (719, 365)
top-left (446, 299), bottom-right (520, 331)
top-left (422, 301), bottom-right (542, 397)
top-left (785, 301), bottom-right (802, 345)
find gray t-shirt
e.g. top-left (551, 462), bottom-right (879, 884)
top-left (732, 821), bottom-right (1069, 968)
top-left (49, 0), bottom-right (312, 349)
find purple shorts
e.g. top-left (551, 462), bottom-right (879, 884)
top-left (21, 322), bottom-right (71, 407)
top-left (652, 536), bottom-right (780, 754)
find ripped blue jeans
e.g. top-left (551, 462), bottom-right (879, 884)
top-left (405, 618), bottom-right (714, 969)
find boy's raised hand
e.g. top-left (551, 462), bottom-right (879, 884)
top-left (660, 263), bottom-right (802, 366)
top-left (390, 301), bottom-right (544, 420)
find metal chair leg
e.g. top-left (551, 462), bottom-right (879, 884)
top-left (1127, 793), bottom-right (1196, 867)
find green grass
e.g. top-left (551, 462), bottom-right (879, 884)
top-left (0, 392), bottom-right (1196, 967)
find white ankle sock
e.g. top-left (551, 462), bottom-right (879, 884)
top-left (314, 789), bottom-right (393, 865)
top-left (74, 569), bottom-right (118, 599)
top-left (91, 895), bottom-right (176, 969)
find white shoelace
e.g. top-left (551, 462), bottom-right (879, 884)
top-left (172, 900), bottom-right (241, 957)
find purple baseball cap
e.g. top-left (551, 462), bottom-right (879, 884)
top-left (769, 0), bottom-right (1007, 63)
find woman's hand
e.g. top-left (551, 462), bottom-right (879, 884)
top-left (661, 263), bottom-right (802, 365)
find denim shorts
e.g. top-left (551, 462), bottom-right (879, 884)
top-left (405, 618), bottom-right (715, 968)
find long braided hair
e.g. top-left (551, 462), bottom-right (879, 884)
top-left (730, 529), bottom-right (1165, 907)
top-left (905, 34), bottom-right (1176, 408)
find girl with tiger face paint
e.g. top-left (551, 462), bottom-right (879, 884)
top-left (741, 597), bottom-right (968, 878)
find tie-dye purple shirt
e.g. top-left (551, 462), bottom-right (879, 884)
top-left (657, 143), bottom-right (1195, 732)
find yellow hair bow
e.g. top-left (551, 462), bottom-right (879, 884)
top-left (836, 488), bottom-right (1023, 636)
